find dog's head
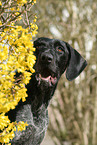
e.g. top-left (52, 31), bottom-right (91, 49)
top-left (34, 37), bottom-right (87, 87)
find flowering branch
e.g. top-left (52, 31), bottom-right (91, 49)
top-left (0, 0), bottom-right (38, 144)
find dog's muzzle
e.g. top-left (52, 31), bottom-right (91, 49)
top-left (36, 73), bottom-right (57, 86)
top-left (35, 66), bottom-right (58, 87)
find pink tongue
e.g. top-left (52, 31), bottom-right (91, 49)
top-left (39, 74), bottom-right (57, 85)
top-left (51, 77), bottom-right (57, 85)
top-left (39, 74), bottom-right (51, 81)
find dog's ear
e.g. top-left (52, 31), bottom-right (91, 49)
top-left (66, 42), bottom-right (87, 81)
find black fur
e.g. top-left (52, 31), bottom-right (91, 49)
top-left (7, 37), bottom-right (87, 145)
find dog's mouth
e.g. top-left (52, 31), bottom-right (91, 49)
top-left (36, 69), bottom-right (57, 86)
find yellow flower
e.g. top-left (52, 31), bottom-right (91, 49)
top-left (0, 1), bottom-right (2, 5)
top-left (10, 8), bottom-right (15, 11)
top-left (17, 0), bottom-right (27, 5)
top-left (0, 0), bottom-right (38, 143)
top-left (33, 0), bottom-right (36, 3)
top-left (0, 21), bottom-right (2, 25)
top-left (17, 121), bottom-right (28, 131)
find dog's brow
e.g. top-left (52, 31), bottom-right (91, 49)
top-left (54, 41), bottom-right (63, 47)
top-left (38, 42), bottom-right (47, 46)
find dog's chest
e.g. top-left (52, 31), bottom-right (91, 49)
top-left (11, 104), bottom-right (49, 145)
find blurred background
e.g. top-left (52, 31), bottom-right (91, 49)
top-left (33, 0), bottom-right (97, 145)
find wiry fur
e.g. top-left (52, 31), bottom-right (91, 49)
top-left (6, 37), bottom-right (87, 145)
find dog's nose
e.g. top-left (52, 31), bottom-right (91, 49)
top-left (41, 53), bottom-right (53, 64)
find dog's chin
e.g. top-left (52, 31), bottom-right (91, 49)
top-left (35, 74), bottom-right (57, 87)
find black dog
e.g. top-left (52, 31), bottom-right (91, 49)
top-left (7, 37), bottom-right (87, 145)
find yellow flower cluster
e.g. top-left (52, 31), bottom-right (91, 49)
top-left (0, 1), bottom-right (2, 6)
top-left (0, 0), bottom-right (38, 144)
top-left (0, 116), bottom-right (28, 144)
top-left (17, 0), bottom-right (36, 5)
top-left (17, 0), bottom-right (27, 5)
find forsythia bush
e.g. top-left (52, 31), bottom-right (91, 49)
top-left (0, 0), bottom-right (38, 144)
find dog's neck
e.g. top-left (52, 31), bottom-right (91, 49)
top-left (26, 74), bottom-right (57, 112)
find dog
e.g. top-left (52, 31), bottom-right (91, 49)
top-left (7, 37), bottom-right (87, 145)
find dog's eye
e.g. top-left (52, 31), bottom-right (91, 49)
top-left (56, 46), bottom-right (63, 52)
